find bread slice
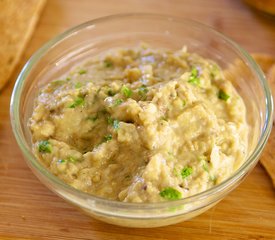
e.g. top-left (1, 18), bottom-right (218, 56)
top-left (252, 53), bottom-right (275, 187)
top-left (0, 0), bottom-right (46, 91)
top-left (261, 63), bottom-right (275, 187)
top-left (252, 53), bottom-right (275, 74)
top-left (245, 0), bottom-right (275, 15)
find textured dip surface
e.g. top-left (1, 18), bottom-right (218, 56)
top-left (28, 46), bottom-right (248, 203)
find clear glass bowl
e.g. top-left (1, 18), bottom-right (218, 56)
top-left (10, 13), bottom-right (273, 228)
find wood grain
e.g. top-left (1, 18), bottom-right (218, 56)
top-left (252, 54), bottom-right (275, 188)
top-left (0, 0), bottom-right (275, 239)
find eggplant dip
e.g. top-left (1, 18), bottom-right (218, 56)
top-left (28, 45), bottom-right (248, 203)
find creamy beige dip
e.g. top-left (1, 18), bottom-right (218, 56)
top-left (29, 45), bottom-right (248, 203)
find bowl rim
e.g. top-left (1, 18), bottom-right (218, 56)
top-left (10, 13), bottom-right (273, 210)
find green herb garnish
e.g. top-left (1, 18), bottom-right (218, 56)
top-left (202, 161), bottom-right (209, 172)
top-left (57, 159), bottom-right (66, 164)
top-left (160, 116), bottom-right (168, 121)
top-left (38, 140), bottom-right (52, 153)
top-left (78, 69), bottom-right (87, 75)
top-left (75, 82), bottom-right (82, 89)
top-left (107, 89), bottom-right (115, 96)
top-left (58, 156), bottom-right (78, 164)
top-left (113, 99), bottom-right (123, 106)
top-left (138, 84), bottom-right (148, 100)
top-left (181, 167), bottom-right (193, 179)
top-left (87, 114), bottom-right (98, 122)
top-left (182, 100), bottom-right (186, 107)
top-left (107, 117), bottom-right (120, 130)
top-left (69, 96), bottom-right (84, 108)
top-left (66, 77), bottom-right (71, 81)
top-left (159, 187), bottom-right (182, 200)
top-left (51, 80), bottom-right (66, 86)
top-left (67, 156), bottom-right (78, 163)
top-left (107, 116), bottom-right (113, 125)
top-left (218, 90), bottom-right (230, 101)
top-left (121, 85), bottom-right (132, 98)
top-left (112, 119), bottom-right (120, 130)
top-left (210, 175), bottom-right (217, 184)
top-left (104, 59), bottom-right (113, 68)
top-left (188, 67), bottom-right (200, 86)
top-left (103, 134), bottom-right (112, 142)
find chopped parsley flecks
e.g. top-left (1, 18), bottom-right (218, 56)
top-left (121, 85), bottom-right (132, 98)
top-left (182, 99), bottom-right (186, 107)
top-left (107, 116), bottom-right (113, 125)
top-left (69, 96), bottom-right (85, 108)
top-left (107, 89), bottom-right (115, 96)
top-left (160, 116), bottom-right (168, 121)
top-left (113, 99), bottom-right (123, 107)
top-left (103, 134), bottom-right (112, 142)
top-left (159, 187), bottom-right (182, 200)
top-left (210, 175), bottom-right (217, 184)
top-left (87, 114), bottom-right (98, 122)
top-left (66, 77), bottom-right (71, 81)
top-left (218, 89), bottom-right (230, 101)
top-left (104, 59), bottom-right (113, 68)
top-left (78, 69), bottom-right (87, 75)
top-left (181, 167), bottom-right (193, 179)
top-left (58, 156), bottom-right (78, 164)
top-left (188, 67), bottom-right (200, 86)
top-left (202, 160), bottom-right (209, 172)
top-left (75, 82), bottom-right (82, 89)
top-left (50, 80), bottom-right (66, 86)
top-left (198, 157), bottom-right (209, 172)
top-left (112, 119), bottom-right (120, 130)
top-left (138, 84), bottom-right (148, 100)
top-left (38, 140), bottom-right (52, 153)
top-left (67, 156), bottom-right (78, 163)
top-left (107, 117), bottom-right (120, 130)
top-left (57, 159), bottom-right (66, 164)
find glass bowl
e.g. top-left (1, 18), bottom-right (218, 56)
top-left (10, 13), bottom-right (273, 228)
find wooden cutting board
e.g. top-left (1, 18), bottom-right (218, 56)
top-left (0, 0), bottom-right (275, 239)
